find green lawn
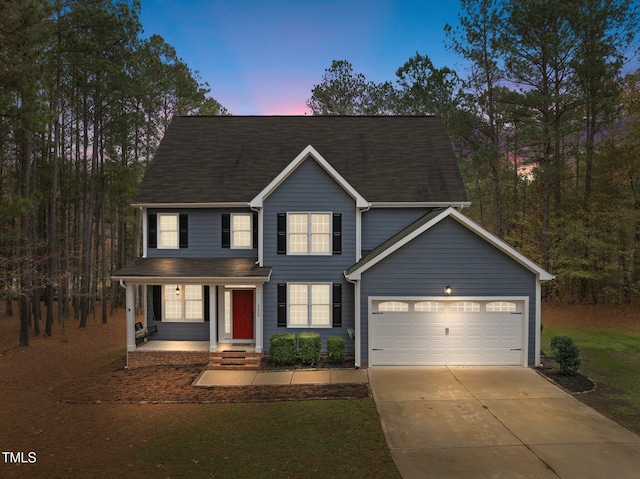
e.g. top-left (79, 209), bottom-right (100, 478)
top-left (542, 324), bottom-right (640, 421)
top-left (113, 400), bottom-right (400, 479)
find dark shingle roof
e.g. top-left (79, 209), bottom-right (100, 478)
top-left (133, 116), bottom-right (468, 205)
top-left (112, 258), bottom-right (271, 281)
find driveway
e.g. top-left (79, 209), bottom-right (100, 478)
top-left (369, 366), bottom-right (640, 479)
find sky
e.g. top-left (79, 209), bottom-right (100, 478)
top-left (138, 0), bottom-right (466, 115)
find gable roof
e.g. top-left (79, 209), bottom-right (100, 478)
top-left (345, 207), bottom-right (554, 281)
top-left (250, 145), bottom-right (368, 208)
top-left (133, 116), bottom-right (469, 206)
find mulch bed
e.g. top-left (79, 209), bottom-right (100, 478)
top-left (51, 356), bottom-right (370, 404)
top-left (536, 354), bottom-right (596, 394)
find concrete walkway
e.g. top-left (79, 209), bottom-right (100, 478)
top-left (194, 368), bottom-right (369, 386)
top-left (369, 366), bottom-right (640, 479)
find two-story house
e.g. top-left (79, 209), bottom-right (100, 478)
top-left (113, 116), bottom-right (553, 369)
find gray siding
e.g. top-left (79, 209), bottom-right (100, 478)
top-left (361, 207), bottom-right (434, 251)
top-left (359, 217), bottom-right (537, 365)
top-left (262, 158), bottom-right (357, 353)
top-left (147, 208), bottom-right (257, 259)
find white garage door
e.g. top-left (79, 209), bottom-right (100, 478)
top-left (370, 299), bottom-right (526, 366)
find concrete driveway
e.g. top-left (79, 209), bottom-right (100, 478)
top-left (368, 366), bottom-right (640, 479)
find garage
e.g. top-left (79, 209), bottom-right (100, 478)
top-left (369, 298), bottom-right (528, 366)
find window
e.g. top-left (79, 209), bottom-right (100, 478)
top-left (486, 301), bottom-right (517, 312)
top-left (377, 301), bottom-right (409, 312)
top-left (163, 285), bottom-right (203, 322)
top-left (288, 283), bottom-right (331, 327)
top-left (415, 301), bottom-right (445, 312)
top-left (232, 213), bottom-right (252, 248)
top-left (288, 213), bottom-right (331, 254)
top-left (450, 301), bottom-right (480, 312)
top-left (158, 214), bottom-right (178, 249)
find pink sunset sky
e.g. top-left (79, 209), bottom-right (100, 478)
top-left (139, 0), bottom-right (467, 115)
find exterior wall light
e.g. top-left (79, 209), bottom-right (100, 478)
top-left (175, 285), bottom-right (180, 296)
top-left (444, 285), bottom-right (452, 295)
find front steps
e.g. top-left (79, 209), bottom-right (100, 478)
top-left (206, 349), bottom-right (263, 370)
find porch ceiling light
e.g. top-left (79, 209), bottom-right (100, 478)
top-left (175, 285), bottom-right (180, 296)
top-left (444, 285), bottom-right (452, 295)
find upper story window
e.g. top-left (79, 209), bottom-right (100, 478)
top-left (222, 212), bottom-right (256, 250)
top-left (277, 212), bottom-right (341, 255)
top-left (232, 213), bottom-right (252, 248)
top-left (158, 214), bottom-right (179, 249)
top-left (288, 213), bottom-right (330, 254)
top-left (148, 213), bottom-right (188, 250)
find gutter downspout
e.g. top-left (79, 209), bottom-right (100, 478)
top-left (344, 272), bottom-right (361, 368)
top-left (250, 205), bottom-right (263, 267)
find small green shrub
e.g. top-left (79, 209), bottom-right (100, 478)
top-left (298, 332), bottom-right (321, 366)
top-left (327, 336), bottom-right (346, 364)
top-left (550, 335), bottom-right (581, 375)
top-left (269, 333), bottom-right (297, 366)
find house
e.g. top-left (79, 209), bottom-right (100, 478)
top-left (112, 116), bottom-right (553, 369)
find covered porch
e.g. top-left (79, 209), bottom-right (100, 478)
top-left (112, 258), bottom-right (271, 367)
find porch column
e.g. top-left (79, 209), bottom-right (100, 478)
top-left (126, 283), bottom-right (136, 352)
top-left (255, 283), bottom-right (263, 353)
top-left (209, 285), bottom-right (217, 353)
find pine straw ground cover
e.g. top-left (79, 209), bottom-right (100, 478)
top-left (0, 306), bottom-right (396, 479)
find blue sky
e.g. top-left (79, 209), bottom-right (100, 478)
top-left (138, 0), bottom-right (465, 114)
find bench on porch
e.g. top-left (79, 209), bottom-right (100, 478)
top-left (135, 321), bottom-right (158, 345)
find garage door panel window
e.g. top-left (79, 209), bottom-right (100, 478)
top-left (486, 301), bottom-right (517, 312)
top-left (415, 301), bottom-right (445, 312)
top-left (450, 301), bottom-right (480, 312)
top-left (377, 301), bottom-right (409, 312)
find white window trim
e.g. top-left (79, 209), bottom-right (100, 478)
top-left (157, 213), bottom-right (179, 249)
top-left (163, 284), bottom-right (204, 322)
top-left (288, 282), bottom-right (332, 328)
top-left (287, 212), bottom-right (332, 256)
top-left (231, 213), bottom-right (253, 249)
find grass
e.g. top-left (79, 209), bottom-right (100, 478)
top-left (542, 323), bottom-right (640, 419)
top-left (101, 400), bottom-right (400, 479)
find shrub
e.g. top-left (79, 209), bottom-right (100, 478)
top-left (550, 335), bottom-right (581, 376)
top-left (298, 332), bottom-right (321, 366)
top-left (327, 336), bottom-right (346, 364)
top-left (269, 333), bottom-right (297, 366)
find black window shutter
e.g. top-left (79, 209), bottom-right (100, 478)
top-left (221, 214), bottom-right (230, 248)
top-left (252, 212), bottom-right (258, 249)
top-left (332, 214), bottom-right (342, 255)
top-left (277, 283), bottom-right (287, 327)
top-left (152, 285), bottom-right (162, 321)
top-left (204, 286), bottom-right (210, 322)
top-left (332, 283), bottom-right (342, 327)
top-left (179, 214), bottom-right (188, 248)
top-left (277, 213), bottom-right (287, 255)
top-left (148, 214), bottom-right (157, 249)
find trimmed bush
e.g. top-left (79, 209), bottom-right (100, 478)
top-left (269, 333), bottom-right (297, 366)
top-left (550, 335), bottom-right (581, 376)
top-left (298, 332), bottom-right (321, 366)
top-left (327, 336), bottom-right (346, 364)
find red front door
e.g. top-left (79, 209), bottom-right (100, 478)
top-left (232, 290), bottom-right (254, 339)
